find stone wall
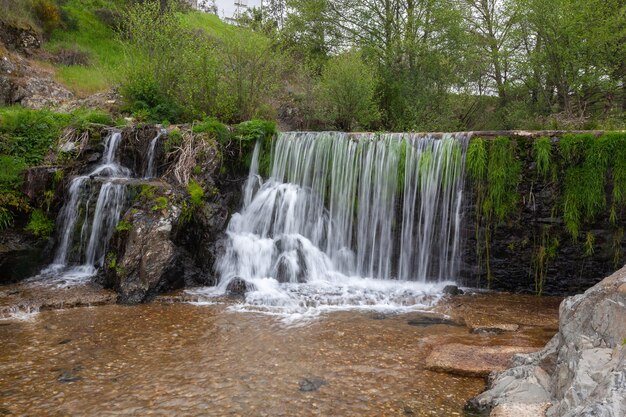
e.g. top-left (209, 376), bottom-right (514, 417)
top-left (458, 131), bottom-right (624, 295)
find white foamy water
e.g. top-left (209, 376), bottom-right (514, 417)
top-left (195, 132), bottom-right (468, 321)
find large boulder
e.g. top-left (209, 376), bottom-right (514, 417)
top-left (468, 266), bottom-right (626, 417)
top-left (103, 201), bottom-right (185, 304)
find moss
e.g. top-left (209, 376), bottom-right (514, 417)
top-left (187, 179), bottom-right (204, 207)
top-left (583, 231), bottom-right (595, 257)
top-left (192, 117), bottom-right (230, 142)
top-left (164, 128), bottom-right (182, 153)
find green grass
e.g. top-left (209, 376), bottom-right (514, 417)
top-left (178, 10), bottom-right (233, 37)
top-left (42, 3), bottom-right (243, 96)
top-left (25, 208), bottom-right (55, 237)
top-left (45, 0), bottom-right (126, 95)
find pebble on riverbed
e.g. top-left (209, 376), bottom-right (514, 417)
top-left (299, 378), bottom-right (326, 392)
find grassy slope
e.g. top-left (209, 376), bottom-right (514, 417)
top-left (45, 1), bottom-right (233, 96)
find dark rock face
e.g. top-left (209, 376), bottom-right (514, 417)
top-left (468, 266), bottom-right (626, 417)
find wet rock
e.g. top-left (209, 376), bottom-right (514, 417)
top-left (469, 266), bottom-right (626, 417)
top-left (299, 377), bottom-right (326, 392)
top-left (471, 323), bottom-right (519, 334)
top-left (425, 344), bottom-right (539, 377)
top-left (443, 285), bottom-right (464, 296)
top-left (225, 278), bottom-right (256, 296)
top-left (406, 314), bottom-right (460, 327)
top-left (57, 370), bottom-right (82, 383)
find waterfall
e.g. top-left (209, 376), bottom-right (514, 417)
top-left (144, 129), bottom-right (165, 178)
top-left (42, 130), bottom-right (133, 283)
top-left (209, 132), bottom-right (468, 315)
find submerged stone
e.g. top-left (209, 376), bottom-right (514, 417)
top-left (299, 377), bottom-right (326, 392)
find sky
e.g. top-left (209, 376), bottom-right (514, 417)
top-left (212, 0), bottom-right (263, 20)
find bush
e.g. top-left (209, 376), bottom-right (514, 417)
top-left (33, 0), bottom-right (61, 36)
top-left (51, 46), bottom-right (91, 66)
top-left (25, 208), bottom-right (54, 237)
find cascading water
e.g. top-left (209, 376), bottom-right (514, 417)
top-left (38, 130), bottom-right (133, 285)
top-left (144, 129), bottom-right (165, 178)
top-left (195, 132), bottom-right (468, 319)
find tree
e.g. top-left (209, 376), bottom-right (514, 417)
top-left (316, 51), bottom-right (380, 130)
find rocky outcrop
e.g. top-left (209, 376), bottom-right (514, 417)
top-left (0, 46), bottom-right (73, 108)
top-left (103, 195), bottom-right (187, 304)
top-left (467, 265), bottom-right (626, 417)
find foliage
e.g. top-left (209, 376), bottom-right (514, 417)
top-left (25, 209), bottom-right (54, 237)
top-left (0, 155), bottom-right (27, 192)
top-left (33, 0), bottom-right (61, 36)
top-left (315, 51), bottom-right (379, 131)
top-left (485, 137), bottom-right (522, 222)
top-left (466, 138), bottom-right (488, 182)
top-left (0, 206), bottom-right (13, 230)
top-left (151, 196), bottom-right (168, 212)
top-left (187, 179), bottom-right (204, 207)
top-left (120, 1), bottom-right (283, 124)
top-left (559, 134), bottom-right (609, 239)
top-left (192, 118), bottom-right (229, 142)
top-left (533, 137), bottom-right (552, 179)
top-left (233, 119), bottom-right (276, 142)
top-left (115, 218), bottom-right (132, 232)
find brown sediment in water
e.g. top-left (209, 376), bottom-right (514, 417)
top-left (0, 293), bottom-right (560, 416)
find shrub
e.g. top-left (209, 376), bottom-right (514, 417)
top-left (25, 209), bottom-right (54, 237)
top-left (51, 47), bottom-right (91, 66)
top-left (0, 155), bottom-right (27, 192)
top-left (33, 0), bottom-right (61, 36)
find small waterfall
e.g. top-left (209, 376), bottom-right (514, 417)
top-left (208, 132), bottom-right (468, 316)
top-left (144, 129), bottom-right (165, 178)
top-left (42, 130), bottom-right (133, 283)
